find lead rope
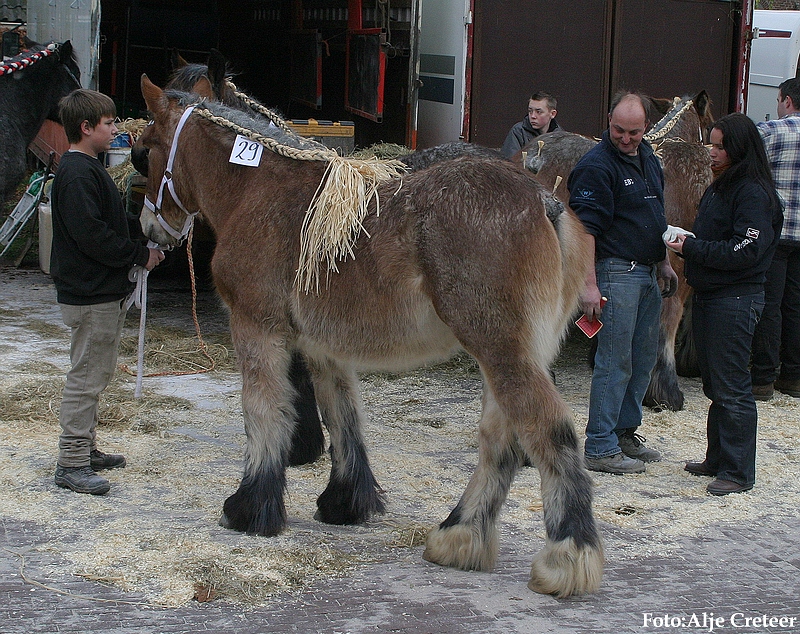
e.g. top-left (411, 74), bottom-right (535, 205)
top-left (121, 227), bottom-right (216, 397)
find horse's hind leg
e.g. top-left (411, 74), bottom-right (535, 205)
top-left (287, 351), bottom-right (325, 466)
top-left (519, 373), bottom-right (604, 596)
top-left (220, 317), bottom-right (295, 536)
top-left (424, 364), bottom-right (603, 597)
top-left (423, 381), bottom-right (523, 571)
top-left (644, 286), bottom-right (689, 411)
top-left (308, 358), bottom-right (385, 525)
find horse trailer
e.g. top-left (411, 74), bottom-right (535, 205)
top-left (24, 0), bottom-right (754, 154)
top-left (747, 9), bottom-right (800, 122)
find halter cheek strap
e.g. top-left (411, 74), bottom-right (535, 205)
top-left (143, 105), bottom-right (199, 242)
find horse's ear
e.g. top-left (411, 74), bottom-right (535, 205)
top-left (207, 49), bottom-right (228, 92)
top-left (141, 74), bottom-right (165, 114)
top-left (60, 40), bottom-right (73, 59)
top-left (170, 48), bottom-right (188, 70)
top-left (191, 75), bottom-right (215, 99)
top-left (649, 97), bottom-right (671, 117)
top-left (693, 90), bottom-right (713, 121)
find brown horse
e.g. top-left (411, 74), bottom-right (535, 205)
top-left (137, 75), bottom-right (603, 597)
top-left (129, 55), bottom-right (327, 468)
top-left (522, 93), bottom-right (714, 410)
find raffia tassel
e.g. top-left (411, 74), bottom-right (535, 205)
top-left (296, 155), bottom-right (407, 294)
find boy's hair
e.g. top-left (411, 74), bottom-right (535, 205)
top-left (530, 91), bottom-right (557, 111)
top-left (59, 89), bottom-right (116, 144)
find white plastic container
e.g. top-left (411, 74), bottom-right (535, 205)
top-left (105, 147), bottom-right (131, 167)
top-left (38, 201), bottom-right (52, 275)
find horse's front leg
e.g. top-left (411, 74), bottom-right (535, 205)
top-left (287, 351), bottom-right (326, 466)
top-left (308, 358), bottom-right (386, 525)
top-left (220, 316), bottom-right (296, 536)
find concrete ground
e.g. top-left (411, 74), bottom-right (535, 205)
top-left (3, 515), bottom-right (799, 633)
top-left (1, 264), bottom-right (799, 633)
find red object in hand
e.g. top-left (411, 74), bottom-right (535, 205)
top-left (575, 297), bottom-right (607, 338)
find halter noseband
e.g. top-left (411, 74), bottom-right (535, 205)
top-left (143, 104), bottom-right (200, 242)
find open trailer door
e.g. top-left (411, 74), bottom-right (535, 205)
top-left (415, 0), bottom-right (471, 148)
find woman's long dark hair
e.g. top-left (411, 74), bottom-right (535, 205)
top-left (711, 113), bottom-right (782, 211)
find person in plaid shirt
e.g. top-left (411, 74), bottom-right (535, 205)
top-left (751, 78), bottom-right (800, 400)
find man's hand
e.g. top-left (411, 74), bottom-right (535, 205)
top-left (144, 247), bottom-right (165, 271)
top-left (657, 259), bottom-right (679, 298)
top-left (581, 283), bottom-right (604, 321)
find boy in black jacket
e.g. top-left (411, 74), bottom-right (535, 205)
top-left (51, 89), bottom-right (164, 495)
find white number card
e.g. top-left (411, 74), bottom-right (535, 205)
top-left (229, 135), bottom-right (263, 167)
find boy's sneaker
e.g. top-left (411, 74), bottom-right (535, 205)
top-left (585, 452), bottom-right (645, 474)
top-left (617, 428), bottom-right (661, 462)
top-left (55, 465), bottom-right (110, 495)
top-left (90, 449), bottom-right (127, 470)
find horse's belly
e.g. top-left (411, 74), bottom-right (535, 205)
top-left (296, 284), bottom-right (461, 372)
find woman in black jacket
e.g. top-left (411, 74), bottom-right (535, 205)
top-left (665, 113), bottom-right (783, 495)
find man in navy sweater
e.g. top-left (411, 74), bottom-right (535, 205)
top-left (50, 89), bottom-right (164, 495)
top-left (568, 92), bottom-right (678, 474)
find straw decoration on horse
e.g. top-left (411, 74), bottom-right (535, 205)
top-left (192, 106), bottom-right (407, 294)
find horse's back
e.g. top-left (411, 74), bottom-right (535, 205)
top-left (295, 156), bottom-right (585, 371)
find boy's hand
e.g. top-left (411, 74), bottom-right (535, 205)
top-left (145, 247), bottom-right (165, 271)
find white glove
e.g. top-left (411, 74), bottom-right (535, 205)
top-left (663, 225), bottom-right (695, 252)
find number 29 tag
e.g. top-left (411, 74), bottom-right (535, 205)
top-left (229, 135), bottom-right (263, 167)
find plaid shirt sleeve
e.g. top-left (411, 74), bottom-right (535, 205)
top-left (759, 114), bottom-right (800, 242)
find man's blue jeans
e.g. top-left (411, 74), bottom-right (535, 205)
top-left (693, 292), bottom-right (764, 486)
top-left (585, 259), bottom-right (661, 458)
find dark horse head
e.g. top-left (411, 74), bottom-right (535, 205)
top-left (0, 40), bottom-right (81, 203)
top-left (131, 49), bottom-right (242, 176)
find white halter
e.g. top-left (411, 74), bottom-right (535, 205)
top-left (143, 105), bottom-right (199, 242)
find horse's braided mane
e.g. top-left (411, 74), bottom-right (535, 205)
top-left (227, 83), bottom-right (296, 135)
top-left (644, 96), bottom-right (694, 143)
top-left (166, 90), bottom-right (407, 295)
top-left (0, 41), bottom-right (64, 76)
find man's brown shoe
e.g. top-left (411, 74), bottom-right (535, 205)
top-left (751, 383), bottom-right (773, 401)
top-left (707, 478), bottom-right (753, 496)
top-left (684, 460), bottom-right (716, 477)
top-left (774, 378), bottom-right (800, 398)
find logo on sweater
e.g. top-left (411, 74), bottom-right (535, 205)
top-left (623, 178), bottom-right (634, 186)
top-left (746, 227), bottom-right (760, 240)
top-left (576, 189), bottom-right (594, 200)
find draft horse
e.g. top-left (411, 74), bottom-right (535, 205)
top-left (0, 40), bottom-right (81, 205)
top-left (522, 92), bottom-right (714, 411)
top-left (129, 54), bottom-right (326, 467)
top-left (137, 75), bottom-right (603, 597)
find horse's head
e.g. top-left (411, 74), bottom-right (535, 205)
top-left (134, 51), bottom-right (239, 180)
top-left (166, 48), bottom-right (243, 108)
top-left (138, 74), bottom-right (203, 246)
top-left (645, 91), bottom-right (715, 146)
top-left (47, 41), bottom-right (82, 120)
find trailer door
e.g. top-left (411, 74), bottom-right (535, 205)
top-left (416, 0), bottom-right (471, 148)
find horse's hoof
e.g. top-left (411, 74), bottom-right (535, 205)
top-left (219, 513), bottom-right (231, 529)
top-left (528, 537), bottom-right (604, 597)
top-left (423, 522), bottom-right (497, 571)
